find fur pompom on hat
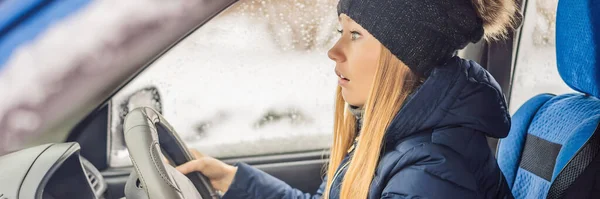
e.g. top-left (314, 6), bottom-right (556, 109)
top-left (337, 0), bottom-right (521, 77)
top-left (471, 0), bottom-right (522, 40)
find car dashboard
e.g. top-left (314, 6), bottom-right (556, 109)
top-left (0, 143), bottom-right (106, 199)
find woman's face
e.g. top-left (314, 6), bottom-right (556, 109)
top-left (328, 14), bottom-right (381, 107)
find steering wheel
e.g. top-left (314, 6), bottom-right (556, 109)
top-left (123, 107), bottom-right (218, 199)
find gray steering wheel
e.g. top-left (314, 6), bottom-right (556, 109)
top-left (124, 107), bottom-right (218, 199)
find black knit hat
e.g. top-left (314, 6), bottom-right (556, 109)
top-left (337, 0), bottom-right (485, 77)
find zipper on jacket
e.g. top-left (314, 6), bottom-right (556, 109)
top-left (328, 138), bottom-right (358, 199)
top-left (328, 161), bottom-right (350, 199)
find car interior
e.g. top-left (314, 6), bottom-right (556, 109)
top-left (0, 0), bottom-right (598, 198)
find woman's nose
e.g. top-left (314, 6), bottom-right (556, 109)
top-left (328, 41), bottom-right (346, 63)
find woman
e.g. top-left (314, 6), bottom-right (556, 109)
top-left (177, 0), bottom-right (520, 198)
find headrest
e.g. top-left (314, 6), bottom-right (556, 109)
top-left (556, 0), bottom-right (600, 97)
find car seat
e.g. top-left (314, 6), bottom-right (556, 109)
top-left (496, 0), bottom-right (600, 198)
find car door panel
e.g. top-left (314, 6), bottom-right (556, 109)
top-left (223, 151), bottom-right (329, 193)
top-left (99, 151), bottom-right (328, 199)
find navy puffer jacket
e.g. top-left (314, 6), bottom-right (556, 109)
top-left (222, 57), bottom-right (513, 199)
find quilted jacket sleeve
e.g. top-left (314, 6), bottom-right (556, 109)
top-left (221, 163), bottom-right (325, 199)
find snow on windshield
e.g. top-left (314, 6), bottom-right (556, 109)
top-left (109, 0), bottom-right (339, 167)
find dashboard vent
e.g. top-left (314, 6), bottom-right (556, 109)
top-left (80, 157), bottom-right (107, 197)
top-left (87, 172), bottom-right (100, 191)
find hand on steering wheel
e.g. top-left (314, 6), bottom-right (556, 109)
top-left (124, 107), bottom-right (219, 199)
top-left (176, 149), bottom-right (238, 193)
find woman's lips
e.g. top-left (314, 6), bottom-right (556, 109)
top-left (335, 69), bottom-right (349, 86)
top-left (338, 77), bottom-right (349, 86)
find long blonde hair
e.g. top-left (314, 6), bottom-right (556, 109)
top-left (324, 45), bottom-right (421, 199)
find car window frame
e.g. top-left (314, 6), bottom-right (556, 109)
top-left (66, 0), bottom-right (241, 170)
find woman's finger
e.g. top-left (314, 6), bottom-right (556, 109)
top-left (176, 159), bottom-right (206, 174)
top-left (189, 148), bottom-right (205, 159)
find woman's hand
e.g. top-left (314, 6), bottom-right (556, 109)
top-left (176, 149), bottom-right (238, 193)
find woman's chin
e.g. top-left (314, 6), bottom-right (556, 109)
top-left (341, 92), bottom-right (364, 107)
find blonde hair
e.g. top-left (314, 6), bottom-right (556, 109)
top-left (324, 45), bottom-right (421, 199)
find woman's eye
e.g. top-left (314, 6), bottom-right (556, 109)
top-left (337, 29), bottom-right (343, 34)
top-left (351, 31), bottom-right (362, 40)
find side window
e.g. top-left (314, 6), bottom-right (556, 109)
top-left (108, 0), bottom-right (339, 167)
top-left (509, 0), bottom-right (573, 114)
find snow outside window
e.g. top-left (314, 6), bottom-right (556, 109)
top-left (509, 0), bottom-right (573, 114)
top-left (108, 0), bottom-right (340, 167)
